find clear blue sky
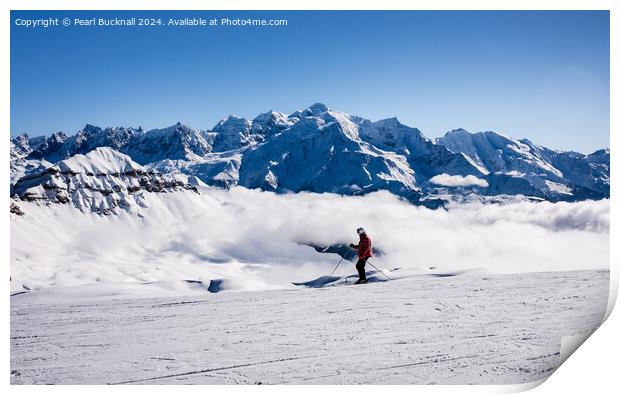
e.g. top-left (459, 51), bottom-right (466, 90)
top-left (11, 10), bottom-right (609, 153)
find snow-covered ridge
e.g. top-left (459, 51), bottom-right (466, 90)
top-left (56, 145), bottom-right (144, 174)
top-left (12, 147), bottom-right (201, 215)
top-left (436, 129), bottom-right (610, 199)
top-left (10, 103), bottom-right (610, 205)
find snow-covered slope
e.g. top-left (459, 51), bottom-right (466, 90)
top-left (238, 107), bottom-right (421, 199)
top-left (148, 152), bottom-right (242, 189)
top-left (357, 118), bottom-right (486, 183)
top-left (10, 158), bottom-right (51, 186)
top-left (10, 134), bottom-right (52, 184)
top-left (251, 110), bottom-right (297, 137)
top-left (10, 134), bottom-right (32, 159)
top-left (123, 122), bottom-right (212, 164)
top-left (210, 116), bottom-right (259, 152)
top-left (23, 123), bottom-right (212, 165)
top-left (27, 125), bottom-right (139, 163)
top-left (10, 269), bottom-right (609, 384)
top-left (357, 117), bottom-right (432, 157)
top-left (437, 129), bottom-right (610, 200)
top-left (11, 147), bottom-right (201, 215)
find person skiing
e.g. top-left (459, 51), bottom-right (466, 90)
top-left (350, 227), bottom-right (372, 284)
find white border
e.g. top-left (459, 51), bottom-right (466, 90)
top-left (2, 1), bottom-right (617, 394)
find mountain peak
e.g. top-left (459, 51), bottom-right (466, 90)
top-left (56, 147), bottom-right (144, 174)
top-left (447, 128), bottom-right (470, 135)
top-left (480, 130), bottom-right (511, 138)
top-left (252, 109), bottom-right (283, 122)
top-left (296, 103), bottom-right (330, 118)
top-left (251, 110), bottom-right (296, 136)
top-left (12, 147), bottom-right (200, 215)
top-left (308, 102), bottom-right (328, 113)
top-left (213, 115), bottom-right (251, 132)
top-left (374, 117), bottom-right (402, 127)
top-left (82, 124), bottom-right (102, 134)
top-left (50, 131), bottom-right (68, 141)
top-left (12, 133), bottom-right (30, 142)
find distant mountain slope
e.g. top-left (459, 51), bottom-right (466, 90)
top-left (10, 103), bottom-right (609, 207)
top-left (12, 147), bottom-right (201, 215)
top-left (10, 134), bottom-right (52, 184)
top-left (238, 108), bottom-right (419, 198)
top-left (123, 122), bottom-right (212, 163)
top-left (436, 129), bottom-right (609, 200)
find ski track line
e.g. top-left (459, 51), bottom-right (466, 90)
top-left (108, 354), bottom-right (321, 384)
top-left (371, 352), bottom-right (512, 372)
top-left (151, 300), bottom-right (209, 308)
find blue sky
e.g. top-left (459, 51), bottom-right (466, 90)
top-left (11, 11), bottom-right (609, 152)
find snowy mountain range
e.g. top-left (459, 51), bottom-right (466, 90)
top-left (10, 103), bottom-right (610, 213)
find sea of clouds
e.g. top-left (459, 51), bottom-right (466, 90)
top-left (10, 187), bottom-right (609, 296)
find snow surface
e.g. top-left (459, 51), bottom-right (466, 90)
top-left (10, 269), bottom-right (609, 384)
top-left (10, 158), bottom-right (51, 184)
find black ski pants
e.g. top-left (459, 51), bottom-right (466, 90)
top-left (356, 257), bottom-right (368, 281)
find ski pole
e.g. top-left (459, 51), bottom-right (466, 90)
top-left (366, 261), bottom-right (392, 280)
top-left (329, 248), bottom-right (353, 277)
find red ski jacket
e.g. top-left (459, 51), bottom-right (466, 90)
top-left (356, 234), bottom-right (372, 259)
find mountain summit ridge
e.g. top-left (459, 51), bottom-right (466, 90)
top-left (10, 104), bottom-right (610, 210)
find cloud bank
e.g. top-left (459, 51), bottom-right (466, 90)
top-left (11, 188), bottom-right (609, 296)
top-left (430, 173), bottom-right (489, 188)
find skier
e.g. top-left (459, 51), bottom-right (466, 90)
top-left (350, 227), bottom-right (372, 284)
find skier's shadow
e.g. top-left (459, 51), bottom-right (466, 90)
top-left (292, 270), bottom-right (388, 288)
